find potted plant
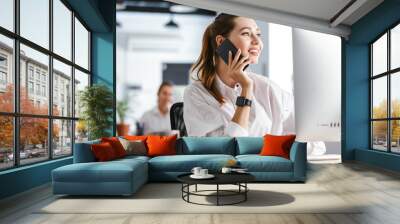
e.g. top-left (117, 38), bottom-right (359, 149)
top-left (116, 99), bottom-right (130, 136)
top-left (79, 84), bottom-right (113, 140)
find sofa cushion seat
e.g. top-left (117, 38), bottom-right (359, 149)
top-left (53, 159), bottom-right (147, 183)
top-left (148, 154), bottom-right (235, 172)
top-left (115, 155), bottom-right (150, 163)
top-left (236, 155), bottom-right (293, 172)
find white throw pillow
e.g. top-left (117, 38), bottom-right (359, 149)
top-left (118, 137), bottom-right (147, 156)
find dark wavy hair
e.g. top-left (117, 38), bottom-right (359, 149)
top-left (190, 13), bottom-right (238, 104)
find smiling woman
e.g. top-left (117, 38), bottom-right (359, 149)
top-left (184, 13), bottom-right (294, 137)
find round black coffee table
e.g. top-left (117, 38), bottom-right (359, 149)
top-left (177, 173), bottom-right (255, 206)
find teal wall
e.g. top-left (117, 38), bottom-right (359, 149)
top-left (342, 43), bottom-right (370, 160)
top-left (355, 148), bottom-right (400, 172)
top-left (66, 0), bottom-right (111, 32)
top-left (69, 0), bottom-right (116, 135)
top-left (92, 32), bottom-right (116, 136)
top-left (91, 0), bottom-right (116, 136)
top-left (0, 158), bottom-right (72, 199)
top-left (0, 0), bottom-right (116, 200)
top-left (343, 0), bottom-right (400, 171)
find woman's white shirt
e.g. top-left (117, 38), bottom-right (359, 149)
top-left (183, 72), bottom-right (294, 137)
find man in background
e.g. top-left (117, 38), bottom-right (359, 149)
top-left (139, 81), bottom-right (174, 135)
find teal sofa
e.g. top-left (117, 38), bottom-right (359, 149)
top-left (52, 137), bottom-right (307, 196)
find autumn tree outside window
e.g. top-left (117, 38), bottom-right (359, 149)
top-left (0, 0), bottom-right (91, 170)
top-left (370, 23), bottom-right (400, 154)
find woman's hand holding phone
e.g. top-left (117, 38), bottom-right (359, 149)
top-left (228, 49), bottom-right (253, 97)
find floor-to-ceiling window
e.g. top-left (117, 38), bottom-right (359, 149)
top-left (370, 22), bottom-right (400, 153)
top-left (0, 0), bottom-right (91, 171)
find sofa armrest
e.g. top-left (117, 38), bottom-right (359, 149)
top-left (73, 140), bottom-right (100, 163)
top-left (289, 141), bottom-right (307, 181)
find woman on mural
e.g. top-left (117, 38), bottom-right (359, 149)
top-left (183, 13), bottom-right (294, 137)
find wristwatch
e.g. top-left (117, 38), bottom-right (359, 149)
top-left (236, 96), bottom-right (252, 107)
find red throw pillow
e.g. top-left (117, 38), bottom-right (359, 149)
top-left (101, 137), bottom-right (127, 158)
top-left (91, 142), bottom-right (117, 161)
top-left (260, 134), bottom-right (296, 159)
top-left (146, 135), bottom-right (177, 157)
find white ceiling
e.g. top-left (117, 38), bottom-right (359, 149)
top-left (166, 0), bottom-right (384, 38)
top-left (226, 0), bottom-right (352, 23)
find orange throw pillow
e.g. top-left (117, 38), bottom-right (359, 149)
top-left (260, 134), bottom-right (296, 159)
top-left (123, 135), bottom-right (148, 141)
top-left (146, 135), bottom-right (177, 157)
top-left (91, 142), bottom-right (117, 161)
top-left (101, 137), bottom-right (127, 158)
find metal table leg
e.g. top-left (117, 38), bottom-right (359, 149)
top-left (217, 184), bottom-right (219, 206)
top-left (245, 183), bottom-right (247, 201)
top-left (180, 182), bottom-right (250, 206)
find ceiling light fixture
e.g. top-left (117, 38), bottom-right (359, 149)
top-left (170, 5), bottom-right (196, 13)
top-left (165, 14), bottom-right (179, 29)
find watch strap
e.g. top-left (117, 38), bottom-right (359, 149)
top-left (236, 96), bottom-right (252, 107)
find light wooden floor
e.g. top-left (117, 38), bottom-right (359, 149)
top-left (1, 161), bottom-right (400, 224)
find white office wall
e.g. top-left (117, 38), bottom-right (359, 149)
top-left (116, 12), bottom-right (212, 127)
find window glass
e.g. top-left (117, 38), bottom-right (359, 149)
top-left (391, 72), bottom-right (400, 118)
top-left (20, 44), bottom-right (49, 115)
top-left (20, 117), bottom-right (49, 165)
top-left (391, 120), bottom-right (400, 153)
top-left (53, 59), bottom-right (72, 117)
top-left (372, 34), bottom-right (387, 76)
top-left (372, 121), bottom-right (388, 151)
top-left (53, 119), bottom-right (72, 158)
top-left (0, 0), bottom-right (14, 31)
top-left (75, 120), bottom-right (88, 143)
top-left (0, 0), bottom-right (93, 169)
top-left (53, 0), bottom-right (72, 60)
top-left (0, 35), bottom-right (14, 113)
top-left (20, 0), bottom-right (49, 49)
top-left (372, 77), bottom-right (387, 119)
top-left (28, 83), bottom-right (33, 94)
top-left (74, 18), bottom-right (89, 70)
top-left (74, 69), bottom-right (89, 118)
top-left (391, 24), bottom-right (400, 70)
top-left (0, 116), bottom-right (14, 170)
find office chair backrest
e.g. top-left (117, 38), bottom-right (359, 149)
top-left (170, 102), bottom-right (187, 137)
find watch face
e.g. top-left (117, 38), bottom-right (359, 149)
top-left (236, 97), bottom-right (252, 106)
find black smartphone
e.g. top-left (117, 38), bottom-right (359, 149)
top-left (216, 38), bottom-right (249, 71)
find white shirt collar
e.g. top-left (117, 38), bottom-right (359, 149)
top-left (214, 74), bottom-right (242, 97)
